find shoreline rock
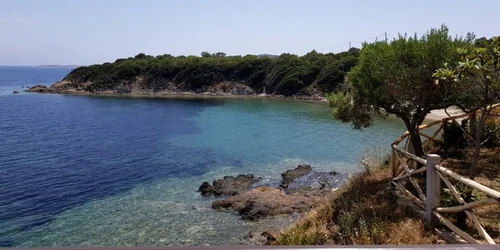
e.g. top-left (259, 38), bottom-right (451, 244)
top-left (280, 164), bottom-right (312, 189)
top-left (212, 186), bottom-right (326, 220)
top-left (200, 165), bottom-right (346, 221)
top-left (26, 85), bottom-right (50, 93)
top-left (25, 82), bottom-right (327, 102)
top-left (198, 174), bottom-right (260, 196)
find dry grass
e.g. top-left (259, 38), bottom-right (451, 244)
top-left (273, 165), bottom-right (441, 245)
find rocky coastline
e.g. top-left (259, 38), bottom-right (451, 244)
top-left (198, 165), bottom-right (347, 244)
top-left (24, 81), bottom-right (327, 101)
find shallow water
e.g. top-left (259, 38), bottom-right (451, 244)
top-left (0, 66), bottom-right (406, 247)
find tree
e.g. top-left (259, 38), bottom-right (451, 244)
top-left (201, 51), bottom-right (211, 58)
top-left (433, 36), bottom-right (500, 177)
top-left (329, 25), bottom-right (466, 158)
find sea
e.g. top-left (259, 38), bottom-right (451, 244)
top-left (0, 66), bottom-right (406, 247)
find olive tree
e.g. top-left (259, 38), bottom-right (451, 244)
top-left (328, 25), bottom-right (467, 158)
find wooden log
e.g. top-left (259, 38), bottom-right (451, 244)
top-left (437, 171), bottom-right (466, 204)
top-left (392, 181), bottom-right (425, 209)
top-left (435, 199), bottom-right (499, 213)
top-left (422, 123), bottom-right (444, 149)
top-left (433, 211), bottom-right (482, 244)
top-left (437, 171), bottom-right (497, 244)
top-left (465, 210), bottom-right (496, 244)
top-left (396, 151), bottom-right (427, 203)
top-left (435, 165), bottom-right (500, 199)
top-left (393, 167), bottom-right (427, 181)
top-left (391, 150), bottom-right (397, 178)
top-left (419, 132), bottom-right (435, 140)
top-left (392, 144), bottom-right (427, 165)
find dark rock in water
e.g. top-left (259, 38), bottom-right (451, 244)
top-left (12, 91), bottom-right (19, 94)
top-left (280, 164), bottom-right (312, 188)
top-left (287, 171), bottom-right (346, 194)
top-left (26, 85), bottom-right (49, 93)
top-left (212, 186), bottom-right (325, 220)
top-left (198, 174), bottom-right (260, 197)
top-left (198, 182), bottom-right (214, 196)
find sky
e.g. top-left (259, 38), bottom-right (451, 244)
top-left (0, 0), bottom-right (499, 66)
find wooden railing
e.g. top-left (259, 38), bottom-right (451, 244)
top-left (391, 114), bottom-right (500, 244)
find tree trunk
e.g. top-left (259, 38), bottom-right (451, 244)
top-left (469, 112), bottom-right (477, 141)
top-left (409, 128), bottom-right (425, 158)
top-left (402, 117), bottom-right (425, 158)
top-left (470, 116), bottom-right (484, 179)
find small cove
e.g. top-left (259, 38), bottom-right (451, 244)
top-left (0, 66), bottom-right (407, 246)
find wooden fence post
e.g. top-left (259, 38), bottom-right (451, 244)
top-left (426, 154), bottom-right (441, 225)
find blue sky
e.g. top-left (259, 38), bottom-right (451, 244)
top-left (1, 0), bottom-right (498, 66)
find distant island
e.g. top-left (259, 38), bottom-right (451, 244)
top-left (37, 65), bottom-right (83, 68)
top-left (28, 49), bottom-right (359, 100)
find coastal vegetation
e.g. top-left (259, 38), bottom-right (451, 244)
top-left (276, 26), bottom-right (499, 245)
top-left (60, 48), bottom-right (360, 96)
top-left (327, 25), bottom-right (470, 158)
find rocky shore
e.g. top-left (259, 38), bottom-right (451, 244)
top-left (197, 165), bottom-right (346, 244)
top-left (25, 81), bottom-right (327, 101)
top-left (199, 165), bottom-right (346, 221)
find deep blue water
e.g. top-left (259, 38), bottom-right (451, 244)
top-left (0, 66), bottom-right (406, 247)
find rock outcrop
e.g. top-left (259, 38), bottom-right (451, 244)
top-left (199, 165), bottom-right (346, 221)
top-left (286, 171), bottom-right (346, 194)
top-left (212, 186), bottom-right (326, 220)
top-left (198, 174), bottom-right (260, 196)
top-left (26, 85), bottom-right (49, 93)
top-left (279, 164), bottom-right (312, 188)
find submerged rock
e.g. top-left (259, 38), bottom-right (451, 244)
top-left (279, 164), bottom-right (312, 188)
top-left (212, 186), bottom-right (325, 220)
top-left (198, 174), bottom-right (260, 196)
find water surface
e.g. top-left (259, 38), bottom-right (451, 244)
top-left (0, 66), bottom-right (406, 247)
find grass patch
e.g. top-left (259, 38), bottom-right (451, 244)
top-left (273, 164), bottom-right (441, 245)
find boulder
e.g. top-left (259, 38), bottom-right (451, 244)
top-left (212, 186), bottom-right (325, 220)
top-left (287, 171), bottom-right (346, 194)
top-left (12, 91), bottom-right (19, 94)
top-left (198, 182), bottom-right (214, 196)
top-left (230, 85), bottom-right (255, 95)
top-left (198, 174), bottom-right (260, 197)
top-left (280, 164), bottom-right (312, 189)
top-left (26, 85), bottom-right (49, 93)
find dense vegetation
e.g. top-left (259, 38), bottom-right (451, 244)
top-left (63, 49), bottom-right (360, 96)
top-left (327, 25), bottom-right (471, 158)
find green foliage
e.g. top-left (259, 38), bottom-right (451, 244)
top-left (326, 92), bottom-right (372, 128)
top-left (333, 25), bottom-right (467, 157)
top-left (442, 121), bottom-right (468, 152)
top-left (481, 122), bottom-right (500, 147)
top-left (63, 49), bottom-right (360, 96)
top-left (434, 36), bottom-right (500, 112)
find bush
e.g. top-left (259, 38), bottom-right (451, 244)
top-left (442, 121), bottom-right (468, 155)
top-left (481, 122), bottom-right (500, 147)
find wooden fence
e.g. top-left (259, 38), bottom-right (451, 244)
top-left (391, 113), bottom-right (500, 244)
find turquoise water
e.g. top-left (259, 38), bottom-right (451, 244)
top-left (0, 67), bottom-right (406, 246)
